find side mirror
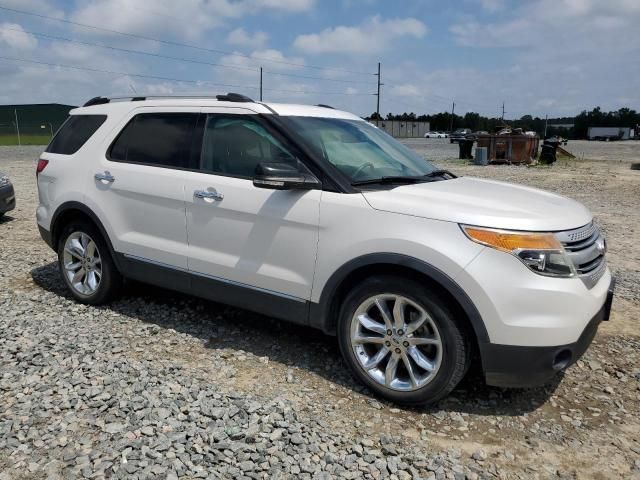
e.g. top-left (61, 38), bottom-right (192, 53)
top-left (253, 162), bottom-right (321, 190)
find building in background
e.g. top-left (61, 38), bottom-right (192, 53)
top-left (0, 103), bottom-right (75, 145)
top-left (368, 119), bottom-right (430, 138)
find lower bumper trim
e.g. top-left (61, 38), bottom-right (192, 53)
top-left (38, 225), bottom-right (54, 250)
top-left (481, 277), bottom-right (615, 388)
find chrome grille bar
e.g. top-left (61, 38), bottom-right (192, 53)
top-left (555, 222), bottom-right (606, 289)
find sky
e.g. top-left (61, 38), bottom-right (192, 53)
top-left (0, 0), bottom-right (639, 118)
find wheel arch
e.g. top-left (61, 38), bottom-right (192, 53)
top-left (50, 201), bottom-right (122, 271)
top-left (309, 253), bottom-right (490, 347)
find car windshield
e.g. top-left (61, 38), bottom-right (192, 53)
top-left (280, 116), bottom-right (438, 183)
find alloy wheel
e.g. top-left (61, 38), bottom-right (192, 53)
top-left (350, 294), bottom-right (442, 391)
top-left (62, 231), bottom-right (102, 296)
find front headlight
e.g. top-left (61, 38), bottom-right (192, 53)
top-left (462, 225), bottom-right (576, 277)
top-left (0, 175), bottom-right (11, 187)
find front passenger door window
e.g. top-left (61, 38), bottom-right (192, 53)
top-left (201, 115), bottom-right (296, 178)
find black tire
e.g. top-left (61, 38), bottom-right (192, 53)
top-left (57, 221), bottom-right (122, 305)
top-left (337, 276), bottom-right (468, 405)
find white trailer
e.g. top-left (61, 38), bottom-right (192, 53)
top-left (587, 127), bottom-right (631, 140)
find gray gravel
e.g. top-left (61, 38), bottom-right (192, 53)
top-left (1, 145), bottom-right (640, 479)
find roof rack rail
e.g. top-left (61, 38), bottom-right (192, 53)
top-left (316, 104), bottom-right (334, 109)
top-left (82, 92), bottom-right (255, 106)
top-left (216, 93), bottom-right (254, 103)
top-left (83, 96), bottom-right (110, 107)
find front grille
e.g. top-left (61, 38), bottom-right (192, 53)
top-left (555, 222), bottom-right (606, 289)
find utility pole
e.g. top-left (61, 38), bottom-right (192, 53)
top-left (544, 114), bottom-right (548, 139)
top-left (449, 101), bottom-right (455, 133)
top-left (501, 101), bottom-right (505, 122)
top-left (375, 62), bottom-right (381, 118)
top-left (14, 108), bottom-right (21, 146)
top-left (259, 67), bottom-right (263, 102)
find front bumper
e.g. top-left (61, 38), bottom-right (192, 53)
top-left (0, 184), bottom-right (15, 214)
top-left (481, 277), bottom-right (615, 388)
top-left (39, 224), bottom-right (54, 250)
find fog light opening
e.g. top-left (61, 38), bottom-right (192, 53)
top-left (552, 349), bottom-right (572, 371)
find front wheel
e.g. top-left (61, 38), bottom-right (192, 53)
top-left (57, 222), bottom-right (121, 304)
top-left (338, 276), bottom-right (468, 405)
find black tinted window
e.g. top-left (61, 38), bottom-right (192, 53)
top-left (109, 113), bottom-right (197, 168)
top-left (201, 115), bottom-right (296, 177)
top-left (46, 115), bottom-right (106, 155)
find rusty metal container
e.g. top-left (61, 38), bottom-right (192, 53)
top-left (475, 134), bottom-right (539, 164)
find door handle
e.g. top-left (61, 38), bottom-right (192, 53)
top-left (194, 189), bottom-right (224, 201)
top-left (94, 171), bottom-right (115, 183)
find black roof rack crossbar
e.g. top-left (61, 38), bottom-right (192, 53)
top-left (215, 93), bottom-right (255, 103)
top-left (83, 96), bottom-right (110, 107)
top-left (316, 104), bottom-right (334, 109)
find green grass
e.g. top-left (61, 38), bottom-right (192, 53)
top-left (0, 134), bottom-right (51, 146)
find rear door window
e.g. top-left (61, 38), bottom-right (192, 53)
top-left (109, 113), bottom-right (198, 169)
top-left (45, 115), bottom-right (107, 155)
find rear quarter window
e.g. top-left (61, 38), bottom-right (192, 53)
top-left (45, 115), bottom-right (107, 155)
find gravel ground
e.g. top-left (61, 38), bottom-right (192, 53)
top-left (1, 144), bottom-right (639, 479)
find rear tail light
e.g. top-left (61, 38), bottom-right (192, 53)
top-left (36, 158), bottom-right (49, 176)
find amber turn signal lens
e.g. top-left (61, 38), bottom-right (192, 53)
top-left (463, 226), bottom-right (562, 252)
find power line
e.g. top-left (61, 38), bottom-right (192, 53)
top-left (2, 26), bottom-right (379, 86)
top-left (0, 4), bottom-right (375, 76)
top-left (2, 26), bottom-right (258, 73)
top-left (0, 55), bottom-right (255, 89)
top-left (384, 82), bottom-right (503, 110)
top-left (263, 69), bottom-right (376, 85)
top-left (0, 55), bottom-right (375, 97)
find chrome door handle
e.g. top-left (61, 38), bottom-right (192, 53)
top-left (194, 190), bottom-right (224, 201)
top-left (94, 171), bottom-right (115, 183)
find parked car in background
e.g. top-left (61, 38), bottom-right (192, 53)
top-left (424, 131), bottom-right (446, 138)
top-left (36, 93), bottom-right (614, 405)
top-left (450, 128), bottom-right (473, 143)
top-left (0, 173), bottom-right (15, 219)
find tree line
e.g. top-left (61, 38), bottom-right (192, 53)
top-left (368, 107), bottom-right (640, 139)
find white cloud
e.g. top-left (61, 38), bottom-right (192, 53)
top-left (71, 0), bottom-right (315, 41)
top-left (0, 0), bottom-right (64, 17)
top-left (444, 0), bottom-right (640, 116)
top-left (478, 0), bottom-right (505, 12)
top-left (0, 23), bottom-right (38, 50)
top-left (218, 48), bottom-right (305, 74)
top-left (226, 28), bottom-right (269, 49)
top-left (252, 0), bottom-right (315, 11)
top-left (451, 0), bottom-right (640, 48)
top-left (391, 84), bottom-right (421, 97)
top-left (293, 15), bottom-right (427, 55)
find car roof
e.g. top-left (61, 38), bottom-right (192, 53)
top-left (70, 97), bottom-right (364, 121)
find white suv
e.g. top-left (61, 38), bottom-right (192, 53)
top-left (36, 94), bottom-right (614, 404)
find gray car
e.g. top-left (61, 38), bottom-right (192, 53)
top-left (0, 172), bottom-right (16, 219)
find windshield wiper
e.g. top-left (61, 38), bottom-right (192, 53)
top-left (351, 175), bottom-right (427, 186)
top-left (423, 169), bottom-right (456, 179)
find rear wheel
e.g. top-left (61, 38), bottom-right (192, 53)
top-left (338, 276), bottom-right (468, 405)
top-left (57, 222), bottom-right (121, 304)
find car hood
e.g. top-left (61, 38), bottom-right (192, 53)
top-left (361, 177), bottom-right (592, 231)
